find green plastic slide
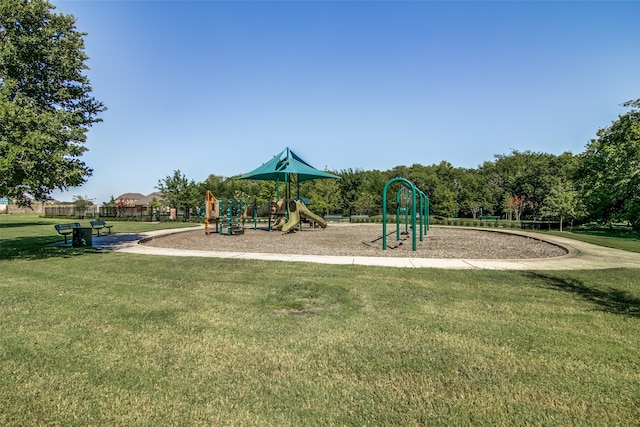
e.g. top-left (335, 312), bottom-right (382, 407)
top-left (281, 200), bottom-right (327, 232)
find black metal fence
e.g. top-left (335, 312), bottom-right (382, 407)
top-left (44, 205), bottom-right (99, 218)
top-left (45, 205), bottom-right (197, 222)
top-left (520, 220), bottom-right (563, 230)
top-left (99, 206), bottom-right (148, 219)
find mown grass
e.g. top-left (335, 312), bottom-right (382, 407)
top-left (537, 228), bottom-right (640, 253)
top-left (0, 215), bottom-right (197, 260)
top-left (1, 214), bottom-right (639, 425)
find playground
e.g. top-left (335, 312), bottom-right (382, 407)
top-left (143, 224), bottom-right (567, 259)
top-left (176, 148), bottom-right (568, 260)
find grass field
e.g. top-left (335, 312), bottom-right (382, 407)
top-left (538, 229), bottom-right (640, 253)
top-left (1, 215), bottom-right (639, 425)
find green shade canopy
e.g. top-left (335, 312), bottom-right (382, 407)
top-left (238, 147), bottom-right (339, 183)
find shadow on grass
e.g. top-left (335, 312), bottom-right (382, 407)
top-left (0, 235), bottom-right (106, 261)
top-left (525, 272), bottom-right (640, 317)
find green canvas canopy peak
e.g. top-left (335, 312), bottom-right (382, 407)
top-left (238, 147), bottom-right (339, 182)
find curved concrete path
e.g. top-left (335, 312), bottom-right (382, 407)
top-left (90, 226), bottom-right (640, 270)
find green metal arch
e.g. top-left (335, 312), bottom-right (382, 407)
top-left (382, 177), bottom-right (429, 251)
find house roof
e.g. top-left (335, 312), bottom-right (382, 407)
top-left (137, 192), bottom-right (164, 206)
top-left (116, 192), bottom-right (145, 200)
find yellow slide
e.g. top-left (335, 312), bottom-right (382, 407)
top-left (281, 200), bottom-right (327, 232)
top-left (296, 200), bottom-right (327, 228)
top-left (280, 200), bottom-right (301, 232)
top-left (272, 216), bottom-right (287, 230)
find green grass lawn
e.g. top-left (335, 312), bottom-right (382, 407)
top-left (0, 215), bottom-right (198, 260)
top-left (537, 228), bottom-right (640, 253)
top-left (1, 214), bottom-right (639, 425)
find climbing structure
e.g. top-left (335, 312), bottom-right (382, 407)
top-left (234, 147), bottom-right (340, 234)
top-left (381, 178), bottom-right (429, 251)
top-left (204, 190), bottom-right (220, 235)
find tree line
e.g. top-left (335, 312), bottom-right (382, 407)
top-left (156, 98), bottom-right (639, 232)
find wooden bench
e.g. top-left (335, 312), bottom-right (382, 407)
top-left (54, 223), bottom-right (81, 244)
top-left (90, 220), bottom-right (113, 236)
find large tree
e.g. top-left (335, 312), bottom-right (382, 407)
top-left (307, 177), bottom-right (341, 216)
top-left (480, 150), bottom-right (576, 218)
top-left (337, 168), bottom-right (364, 216)
top-left (576, 99), bottom-right (640, 231)
top-left (456, 168), bottom-right (492, 219)
top-left (156, 170), bottom-right (199, 214)
top-left (540, 180), bottom-right (586, 232)
top-left (0, 0), bottom-right (105, 205)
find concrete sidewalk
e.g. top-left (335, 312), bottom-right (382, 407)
top-left (88, 226), bottom-right (640, 270)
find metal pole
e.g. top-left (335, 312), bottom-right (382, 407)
top-left (411, 186), bottom-right (417, 251)
top-left (405, 189), bottom-right (410, 235)
top-left (419, 192), bottom-right (424, 241)
top-left (382, 181), bottom-right (389, 250)
top-left (219, 200), bottom-right (223, 235)
top-left (227, 200), bottom-right (232, 236)
top-left (253, 199), bottom-right (257, 230)
top-left (396, 188), bottom-right (402, 241)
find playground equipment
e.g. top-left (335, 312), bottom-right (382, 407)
top-left (204, 191), bottom-right (256, 236)
top-left (267, 199), bottom-right (286, 231)
top-left (219, 200), bottom-right (246, 236)
top-left (273, 200), bottom-right (327, 232)
top-left (382, 177), bottom-right (429, 251)
top-left (238, 147), bottom-right (340, 201)
top-left (204, 190), bottom-right (220, 235)
top-left (236, 147), bottom-right (338, 234)
top-left (203, 189), bottom-right (327, 236)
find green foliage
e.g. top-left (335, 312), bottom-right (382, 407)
top-left (479, 150), bottom-right (577, 217)
top-left (432, 182), bottom-right (458, 217)
top-left (72, 194), bottom-right (93, 216)
top-left (156, 170), bottom-right (199, 211)
top-left (352, 192), bottom-right (376, 215)
top-left (198, 174), bottom-right (276, 207)
top-left (197, 174), bottom-right (227, 199)
top-left (337, 168), bottom-right (364, 215)
top-left (307, 177), bottom-right (341, 215)
top-left (0, 0), bottom-right (106, 205)
top-left (576, 99), bottom-right (640, 231)
top-left (540, 181), bottom-right (586, 231)
top-left (457, 168), bottom-right (491, 218)
top-left (102, 195), bottom-right (116, 207)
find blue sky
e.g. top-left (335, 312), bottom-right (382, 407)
top-left (51, 0), bottom-right (640, 204)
